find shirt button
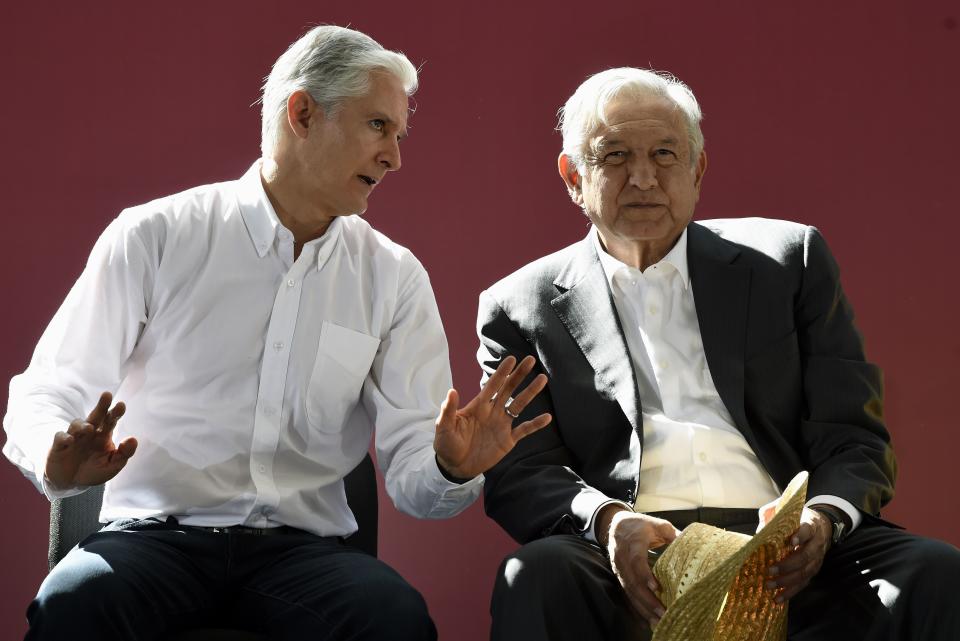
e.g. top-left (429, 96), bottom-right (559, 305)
top-left (273, 341), bottom-right (284, 351)
top-left (658, 360), bottom-right (669, 369)
top-left (258, 464), bottom-right (266, 474)
top-left (699, 452), bottom-right (708, 462)
top-left (287, 279), bottom-right (295, 288)
top-left (648, 306), bottom-right (659, 315)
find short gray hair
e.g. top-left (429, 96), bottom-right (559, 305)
top-left (557, 67), bottom-right (704, 169)
top-left (260, 25), bottom-right (418, 156)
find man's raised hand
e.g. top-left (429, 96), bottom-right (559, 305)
top-left (45, 391), bottom-right (137, 490)
top-left (434, 355), bottom-right (551, 480)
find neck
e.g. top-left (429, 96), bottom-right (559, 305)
top-left (259, 158), bottom-right (333, 247)
top-left (598, 232), bottom-right (678, 271)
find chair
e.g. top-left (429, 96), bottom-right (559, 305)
top-left (48, 453), bottom-right (379, 641)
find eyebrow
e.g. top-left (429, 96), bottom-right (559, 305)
top-left (596, 135), bottom-right (680, 149)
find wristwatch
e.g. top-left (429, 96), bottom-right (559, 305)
top-left (810, 504), bottom-right (849, 546)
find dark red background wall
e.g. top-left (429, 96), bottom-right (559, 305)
top-left (2, 2), bottom-right (957, 638)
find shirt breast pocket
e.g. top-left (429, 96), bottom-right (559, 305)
top-left (306, 321), bottom-right (381, 433)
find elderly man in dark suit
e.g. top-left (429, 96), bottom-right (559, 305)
top-left (476, 67), bottom-right (960, 640)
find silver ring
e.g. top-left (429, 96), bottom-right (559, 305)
top-left (504, 406), bottom-right (520, 419)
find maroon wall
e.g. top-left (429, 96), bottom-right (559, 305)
top-left (2, 2), bottom-right (958, 638)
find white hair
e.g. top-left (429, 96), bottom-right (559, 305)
top-left (557, 67), bottom-right (704, 169)
top-left (259, 25), bottom-right (418, 156)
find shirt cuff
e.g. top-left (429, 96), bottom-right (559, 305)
top-left (40, 473), bottom-right (89, 501)
top-left (806, 494), bottom-right (862, 531)
top-left (427, 453), bottom-right (484, 493)
top-left (584, 499), bottom-right (634, 543)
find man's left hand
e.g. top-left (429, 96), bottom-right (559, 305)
top-left (765, 507), bottom-right (833, 602)
top-left (434, 355), bottom-right (551, 479)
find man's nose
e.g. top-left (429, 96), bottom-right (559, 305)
top-left (627, 157), bottom-right (658, 190)
top-left (379, 138), bottom-right (402, 172)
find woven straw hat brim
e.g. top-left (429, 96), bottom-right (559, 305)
top-left (650, 471), bottom-right (809, 641)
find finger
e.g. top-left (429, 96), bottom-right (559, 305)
top-left (510, 413), bottom-right (552, 441)
top-left (612, 559), bottom-right (661, 623)
top-left (502, 373), bottom-right (548, 417)
top-left (98, 399), bottom-right (127, 435)
top-left (475, 356), bottom-right (518, 404)
top-left (771, 544), bottom-right (815, 576)
top-left (85, 391), bottom-right (113, 426)
top-left (494, 355), bottom-right (538, 402)
top-left (772, 559), bottom-right (820, 602)
top-left (654, 521), bottom-right (681, 545)
top-left (436, 389), bottom-right (459, 430)
top-left (107, 401), bottom-right (126, 423)
top-left (66, 419), bottom-right (95, 441)
top-left (50, 431), bottom-right (75, 454)
top-left (627, 565), bottom-right (667, 622)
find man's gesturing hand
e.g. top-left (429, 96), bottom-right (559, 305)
top-left (764, 507), bottom-right (832, 602)
top-left (434, 355), bottom-right (551, 479)
top-left (601, 507), bottom-right (680, 627)
top-left (45, 391), bottom-right (138, 490)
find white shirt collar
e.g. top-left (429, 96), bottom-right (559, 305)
top-left (592, 225), bottom-right (691, 291)
top-left (235, 160), bottom-right (343, 271)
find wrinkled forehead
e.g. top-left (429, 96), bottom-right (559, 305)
top-left (590, 95), bottom-right (687, 144)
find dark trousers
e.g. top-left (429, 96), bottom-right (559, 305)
top-left (490, 513), bottom-right (960, 641)
top-left (27, 517), bottom-right (437, 641)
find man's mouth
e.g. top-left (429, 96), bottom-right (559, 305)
top-left (358, 175), bottom-right (378, 187)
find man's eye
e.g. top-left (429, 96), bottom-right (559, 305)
top-left (603, 151), bottom-right (627, 163)
top-left (370, 119), bottom-right (385, 131)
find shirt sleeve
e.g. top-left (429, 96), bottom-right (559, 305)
top-left (361, 252), bottom-right (482, 519)
top-left (806, 494), bottom-right (863, 531)
top-left (2, 211), bottom-right (157, 498)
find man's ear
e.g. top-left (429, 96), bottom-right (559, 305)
top-left (558, 154), bottom-right (583, 206)
top-left (693, 149), bottom-right (708, 195)
top-left (286, 90), bottom-right (319, 141)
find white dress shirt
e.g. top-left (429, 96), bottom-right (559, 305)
top-left (590, 226), bottom-right (860, 531)
top-left (3, 162), bottom-right (482, 537)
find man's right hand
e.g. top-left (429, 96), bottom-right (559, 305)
top-left (45, 391), bottom-right (137, 491)
top-left (598, 505), bottom-right (680, 628)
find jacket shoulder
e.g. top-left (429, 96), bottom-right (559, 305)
top-left (484, 241), bottom-right (582, 307)
top-left (695, 217), bottom-right (813, 265)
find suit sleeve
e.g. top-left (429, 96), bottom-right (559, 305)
top-left (796, 226), bottom-right (895, 515)
top-left (477, 290), bottom-right (614, 544)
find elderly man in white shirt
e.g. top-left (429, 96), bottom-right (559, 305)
top-left (477, 67), bottom-right (960, 641)
top-left (3, 26), bottom-right (550, 641)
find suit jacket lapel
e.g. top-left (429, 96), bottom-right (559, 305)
top-left (551, 237), bottom-right (642, 434)
top-left (687, 222), bottom-right (751, 435)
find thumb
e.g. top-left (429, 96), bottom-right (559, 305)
top-left (115, 437), bottom-right (138, 461)
top-left (655, 521), bottom-right (681, 544)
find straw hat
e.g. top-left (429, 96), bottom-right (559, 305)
top-left (650, 471), bottom-right (809, 641)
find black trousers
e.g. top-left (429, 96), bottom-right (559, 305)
top-left (27, 517), bottom-right (436, 641)
top-left (490, 513), bottom-right (960, 641)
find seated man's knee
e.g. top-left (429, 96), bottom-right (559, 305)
top-left (29, 549), bottom-right (129, 635)
top-left (904, 537), bottom-right (960, 588)
top-left (494, 535), bottom-right (600, 599)
top-left (345, 564), bottom-right (436, 640)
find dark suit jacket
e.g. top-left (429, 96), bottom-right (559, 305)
top-left (477, 218), bottom-right (896, 544)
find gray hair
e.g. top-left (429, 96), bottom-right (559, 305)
top-left (260, 26), bottom-right (418, 156)
top-left (557, 67), bottom-right (704, 169)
